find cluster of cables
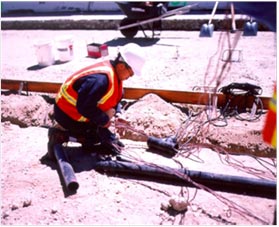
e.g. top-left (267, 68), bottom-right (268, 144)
top-left (190, 83), bottom-right (264, 129)
top-left (217, 82), bottom-right (264, 123)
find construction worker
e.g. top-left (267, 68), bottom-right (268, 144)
top-left (42, 43), bottom-right (146, 160)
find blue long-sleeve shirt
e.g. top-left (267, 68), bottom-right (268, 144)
top-left (74, 73), bottom-right (111, 126)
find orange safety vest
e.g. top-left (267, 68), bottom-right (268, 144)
top-left (55, 60), bottom-right (123, 122)
top-left (262, 85), bottom-right (276, 148)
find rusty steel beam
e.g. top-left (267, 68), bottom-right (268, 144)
top-left (1, 79), bottom-right (61, 93)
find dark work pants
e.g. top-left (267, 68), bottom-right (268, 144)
top-left (53, 104), bottom-right (113, 142)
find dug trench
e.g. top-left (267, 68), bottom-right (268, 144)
top-left (1, 90), bottom-right (276, 158)
top-left (1, 91), bottom-right (275, 157)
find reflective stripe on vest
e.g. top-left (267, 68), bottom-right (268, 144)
top-left (56, 61), bottom-right (121, 122)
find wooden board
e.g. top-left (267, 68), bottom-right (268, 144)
top-left (1, 78), bottom-right (271, 109)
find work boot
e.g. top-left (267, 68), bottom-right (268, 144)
top-left (42, 127), bottom-right (69, 161)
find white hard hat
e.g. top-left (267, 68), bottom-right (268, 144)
top-left (119, 43), bottom-right (146, 76)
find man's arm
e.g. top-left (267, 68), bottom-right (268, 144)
top-left (75, 74), bottom-right (110, 126)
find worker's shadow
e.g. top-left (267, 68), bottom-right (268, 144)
top-left (40, 146), bottom-right (102, 171)
top-left (105, 37), bottom-right (160, 47)
top-left (64, 146), bottom-right (103, 172)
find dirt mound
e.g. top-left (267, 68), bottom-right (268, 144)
top-left (118, 93), bottom-right (186, 141)
top-left (1, 93), bottom-right (54, 127)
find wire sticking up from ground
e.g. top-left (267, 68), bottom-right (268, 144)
top-left (112, 81), bottom-right (275, 224)
top-left (110, 144), bottom-right (272, 224)
top-left (111, 14), bottom-right (276, 224)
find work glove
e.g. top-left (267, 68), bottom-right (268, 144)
top-left (98, 127), bottom-right (125, 155)
top-left (98, 140), bottom-right (123, 156)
